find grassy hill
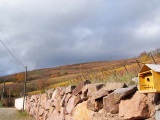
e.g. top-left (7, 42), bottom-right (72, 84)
top-left (0, 49), bottom-right (160, 97)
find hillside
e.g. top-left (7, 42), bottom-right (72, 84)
top-left (0, 49), bottom-right (160, 99)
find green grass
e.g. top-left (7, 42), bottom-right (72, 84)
top-left (17, 110), bottom-right (30, 118)
top-left (0, 101), bottom-right (3, 108)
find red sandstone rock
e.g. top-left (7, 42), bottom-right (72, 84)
top-left (51, 87), bottom-right (62, 101)
top-left (104, 82), bottom-right (127, 92)
top-left (45, 100), bottom-right (51, 110)
top-left (87, 98), bottom-right (103, 112)
top-left (48, 106), bottom-right (54, 117)
top-left (40, 93), bottom-right (47, 109)
top-left (147, 93), bottom-right (156, 117)
top-left (65, 93), bottom-right (72, 105)
top-left (38, 107), bottom-right (44, 116)
top-left (46, 88), bottom-right (54, 99)
top-left (91, 88), bottom-right (109, 100)
top-left (66, 95), bottom-right (82, 114)
top-left (65, 114), bottom-right (74, 120)
top-left (25, 84), bottom-right (154, 120)
top-left (49, 110), bottom-right (63, 120)
top-left (73, 101), bottom-right (95, 120)
top-left (119, 92), bottom-right (150, 120)
top-left (87, 83), bottom-right (105, 97)
top-left (87, 99), bottom-right (95, 111)
top-left (73, 80), bottom-right (91, 95)
top-left (60, 94), bottom-right (66, 107)
top-left (114, 85), bottom-right (137, 103)
top-left (103, 93), bottom-right (119, 114)
top-left (65, 85), bottom-right (76, 94)
top-left (52, 95), bottom-right (61, 112)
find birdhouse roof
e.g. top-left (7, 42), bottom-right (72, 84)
top-left (139, 64), bottom-right (160, 73)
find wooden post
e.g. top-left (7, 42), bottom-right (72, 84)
top-left (150, 54), bottom-right (156, 64)
top-left (124, 65), bottom-right (129, 74)
top-left (23, 66), bottom-right (27, 111)
top-left (136, 60), bottom-right (141, 69)
top-left (1, 77), bottom-right (5, 99)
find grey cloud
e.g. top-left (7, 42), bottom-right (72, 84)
top-left (0, 0), bottom-right (160, 75)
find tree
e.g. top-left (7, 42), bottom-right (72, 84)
top-left (37, 79), bottom-right (47, 93)
top-left (139, 51), bottom-right (150, 62)
top-left (15, 73), bottom-right (24, 83)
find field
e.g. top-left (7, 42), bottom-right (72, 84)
top-left (0, 49), bottom-right (160, 97)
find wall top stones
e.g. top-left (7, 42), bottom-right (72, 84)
top-left (25, 80), bottom-right (158, 120)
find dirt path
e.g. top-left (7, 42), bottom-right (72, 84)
top-left (0, 108), bottom-right (34, 120)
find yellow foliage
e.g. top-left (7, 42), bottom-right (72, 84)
top-left (5, 82), bottom-right (14, 85)
top-left (50, 81), bottom-right (69, 88)
top-left (27, 90), bottom-right (41, 95)
top-left (140, 55), bottom-right (150, 62)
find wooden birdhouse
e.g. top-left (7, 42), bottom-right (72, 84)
top-left (138, 64), bottom-right (160, 93)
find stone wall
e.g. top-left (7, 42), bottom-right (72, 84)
top-left (25, 80), bottom-right (159, 120)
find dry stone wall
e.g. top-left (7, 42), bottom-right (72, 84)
top-left (25, 80), bottom-right (159, 120)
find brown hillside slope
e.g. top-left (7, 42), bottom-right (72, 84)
top-left (1, 49), bottom-right (160, 97)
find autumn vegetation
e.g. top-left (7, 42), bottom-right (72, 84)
top-left (0, 48), bottom-right (160, 106)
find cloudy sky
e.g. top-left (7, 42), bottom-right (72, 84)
top-left (0, 0), bottom-right (160, 75)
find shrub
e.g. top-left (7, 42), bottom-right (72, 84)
top-left (1, 98), bottom-right (15, 107)
top-left (140, 51), bottom-right (150, 62)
